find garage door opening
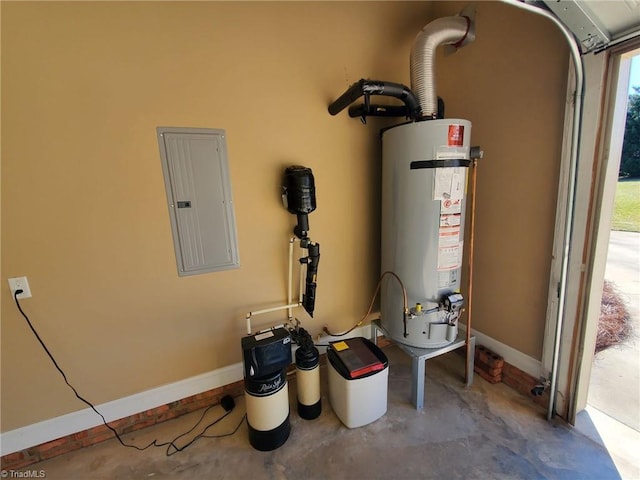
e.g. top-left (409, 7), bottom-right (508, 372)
top-left (574, 51), bottom-right (640, 479)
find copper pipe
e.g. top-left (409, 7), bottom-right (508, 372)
top-left (465, 158), bottom-right (479, 383)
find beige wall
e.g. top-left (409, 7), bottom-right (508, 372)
top-left (1, 1), bottom-right (567, 431)
top-left (431, 1), bottom-right (569, 359)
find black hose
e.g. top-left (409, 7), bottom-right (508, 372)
top-left (328, 79), bottom-right (421, 120)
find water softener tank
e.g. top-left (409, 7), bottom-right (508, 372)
top-left (241, 328), bottom-right (292, 451)
top-left (381, 119), bottom-right (471, 349)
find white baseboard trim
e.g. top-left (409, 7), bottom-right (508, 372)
top-left (327, 321), bottom-right (542, 379)
top-left (1, 321), bottom-right (538, 457)
top-left (1, 361), bottom-right (244, 456)
top-left (0, 322), bottom-right (375, 457)
top-left (334, 317), bottom-right (542, 380)
top-left (458, 324), bottom-right (542, 379)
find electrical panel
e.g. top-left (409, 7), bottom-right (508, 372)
top-left (157, 127), bottom-right (240, 276)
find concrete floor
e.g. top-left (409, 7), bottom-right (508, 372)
top-left (576, 406), bottom-right (639, 480)
top-left (16, 345), bottom-right (621, 480)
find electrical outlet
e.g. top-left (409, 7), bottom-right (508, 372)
top-left (8, 276), bottom-right (32, 299)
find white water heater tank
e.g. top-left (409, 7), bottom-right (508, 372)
top-left (380, 119), bottom-right (471, 349)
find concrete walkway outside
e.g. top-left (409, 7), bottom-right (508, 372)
top-left (586, 230), bottom-right (640, 479)
top-left (589, 231), bottom-right (640, 431)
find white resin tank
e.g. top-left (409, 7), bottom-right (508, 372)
top-left (380, 119), bottom-right (471, 348)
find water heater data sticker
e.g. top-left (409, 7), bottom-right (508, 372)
top-left (450, 168), bottom-right (465, 199)
top-left (433, 167), bottom-right (466, 200)
top-left (437, 241), bottom-right (463, 271)
top-left (437, 245), bottom-right (461, 271)
top-left (434, 169), bottom-right (453, 200)
top-left (439, 269), bottom-right (459, 287)
top-left (438, 270), bottom-right (453, 288)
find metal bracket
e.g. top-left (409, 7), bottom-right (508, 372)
top-left (543, 0), bottom-right (610, 53)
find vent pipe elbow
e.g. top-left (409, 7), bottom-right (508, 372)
top-left (410, 15), bottom-right (475, 119)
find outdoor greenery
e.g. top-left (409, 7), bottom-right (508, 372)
top-left (611, 179), bottom-right (640, 232)
top-left (620, 86), bottom-right (640, 178)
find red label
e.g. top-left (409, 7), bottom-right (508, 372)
top-left (448, 125), bottom-right (464, 146)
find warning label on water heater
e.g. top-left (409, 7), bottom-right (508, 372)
top-left (441, 198), bottom-right (462, 214)
top-left (440, 213), bottom-right (461, 227)
top-left (437, 224), bottom-right (461, 271)
top-left (448, 125), bottom-right (464, 146)
top-left (437, 219), bottom-right (463, 270)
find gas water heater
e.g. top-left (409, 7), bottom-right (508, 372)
top-left (329, 12), bottom-right (477, 349)
top-left (380, 120), bottom-right (470, 348)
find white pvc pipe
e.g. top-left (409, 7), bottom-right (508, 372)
top-left (288, 237), bottom-right (296, 319)
top-left (248, 303), bottom-right (301, 318)
top-left (245, 302), bottom-right (302, 334)
top-left (299, 260), bottom-right (305, 303)
top-left (245, 237), bottom-right (304, 335)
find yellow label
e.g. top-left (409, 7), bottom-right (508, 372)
top-left (332, 341), bottom-right (349, 352)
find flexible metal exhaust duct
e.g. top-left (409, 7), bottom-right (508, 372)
top-left (410, 15), bottom-right (475, 118)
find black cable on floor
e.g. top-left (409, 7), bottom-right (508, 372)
top-left (12, 291), bottom-right (245, 456)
